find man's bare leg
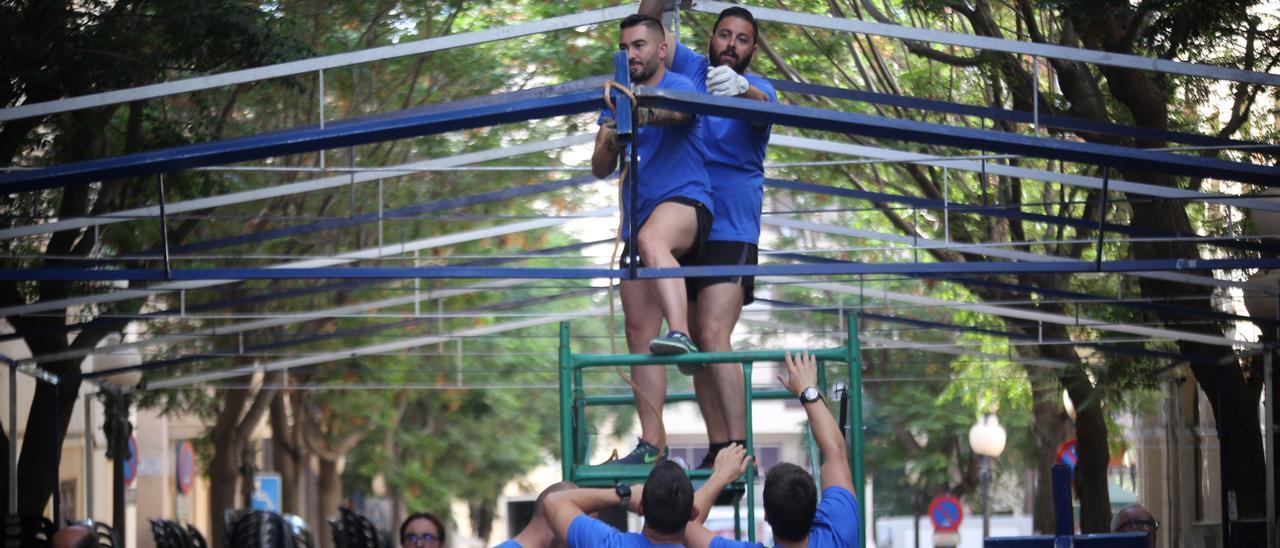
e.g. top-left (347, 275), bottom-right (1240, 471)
top-left (689, 313), bottom-right (730, 445)
top-left (694, 282), bottom-right (747, 442)
top-left (619, 278), bottom-right (667, 460)
top-left (636, 201), bottom-right (698, 336)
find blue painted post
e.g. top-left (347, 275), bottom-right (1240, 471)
top-left (610, 51), bottom-right (639, 280)
top-left (1052, 465), bottom-right (1073, 548)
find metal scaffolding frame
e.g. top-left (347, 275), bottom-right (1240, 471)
top-left (2, 3), bottom-right (1275, 542)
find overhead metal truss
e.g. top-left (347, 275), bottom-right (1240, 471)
top-left (1, 1), bottom-right (1275, 388)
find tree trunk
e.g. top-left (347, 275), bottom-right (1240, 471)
top-left (1061, 371), bottom-right (1112, 533)
top-left (470, 495), bottom-right (496, 544)
top-left (272, 394), bottom-right (305, 516)
top-left (317, 457), bottom-right (342, 548)
top-left (208, 437), bottom-right (243, 548)
top-left (1127, 183), bottom-right (1268, 520)
top-left (206, 370), bottom-right (277, 548)
top-left (1022, 366), bottom-right (1075, 533)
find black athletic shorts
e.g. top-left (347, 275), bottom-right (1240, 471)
top-left (619, 196), bottom-right (713, 268)
top-left (686, 241), bottom-right (758, 306)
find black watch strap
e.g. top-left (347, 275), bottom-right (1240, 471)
top-left (614, 483), bottom-right (631, 509)
top-left (800, 386), bottom-right (823, 403)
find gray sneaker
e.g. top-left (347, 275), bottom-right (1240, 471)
top-left (650, 331), bottom-right (698, 356)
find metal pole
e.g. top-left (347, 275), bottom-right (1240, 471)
top-left (981, 456), bottom-right (992, 539)
top-left (8, 358), bottom-right (17, 513)
top-left (317, 69), bottom-right (326, 170)
top-left (1218, 365), bottom-right (1231, 548)
top-left (744, 360), bottom-right (756, 544)
top-left (1031, 56), bottom-right (1040, 134)
top-left (51, 381), bottom-right (60, 524)
top-left (558, 322), bottom-right (573, 481)
top-left (112, 396), bottom-right (125, 546)
top-left (158, 174), bottom-right (172, 279)
top-left (846, 313), bottom-right (865, 548)
top-left (1094, 166), bottom-right (1111, 272)
top-left (84, 392), bottom-right (94, 518)
top-left (1265, 350), bottom-right (1275, 548)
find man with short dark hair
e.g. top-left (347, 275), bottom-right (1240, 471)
top-left (1111, 504), bottom-right (1158, 547)
top-left (51, 525), bottom-right (97, 548)
top-left (545, 460), bottom-right (698, 547)
top-left (638, 0), bottom-right (778, 469)
top-left (594, 13), bottom-right (715, 465)
top-left (496, 481), bottom-right (578, 548)
top-left (683, 352), bottom-right (862, 548)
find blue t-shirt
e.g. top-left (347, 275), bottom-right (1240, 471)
top-left (567, 515), bottom-right (684, 548)
top-left (599, 70), bottom-right (713, 238)
top-left (493, 541), bottom-right (521, 548)
top-left (708, 487), bottom-right (861, 548)
top-left (670, 41), bottom-right (776, 244)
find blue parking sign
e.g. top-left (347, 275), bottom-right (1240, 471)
top-left (252, 474), bottom-right (282, 512)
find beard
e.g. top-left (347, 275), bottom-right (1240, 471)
top-left (629, 57), bottom-right (659, 83)
top-left (710, 45), bottom-right (752, 74)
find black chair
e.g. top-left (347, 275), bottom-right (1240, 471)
top-left (329, 507), bottom-right (385, 548)
top-left (186, 522), bottom-right (208, 548)
top-left (226, 510), bottom-right (296, 548)
top-left (151, 518), bottom-right (195, 548)
top-left (64, 519), bottom-right (119, 548)
top-left (283, 514), bottom-right (314, 548)
top-left (3, 514), bottom-right (55, 548)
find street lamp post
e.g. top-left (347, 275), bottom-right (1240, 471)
top-left (92, 338), bottom-right (142, 547)
top-left (969, 414), bottom-right (1007, 539)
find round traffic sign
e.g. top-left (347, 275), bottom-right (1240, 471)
top-left (928, 495), bottom-right (964, 532)
top-left (176, 441), bottom-right (195, 494)
top-left (1056, 439), bottom-right (1078, 480)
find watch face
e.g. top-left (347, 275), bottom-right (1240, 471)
top-left (801, 387), bottom-right (821, 402)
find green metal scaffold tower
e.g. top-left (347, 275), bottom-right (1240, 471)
top-left (557, 313), bottom-right (865, 544)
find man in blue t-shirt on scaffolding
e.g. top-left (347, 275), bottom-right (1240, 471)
top-left (684, 352), bottom-right (862, 548)
top-left (637, 0), bottom-right (779, 470)
top-left (592, 13), bottom-right (715, 465)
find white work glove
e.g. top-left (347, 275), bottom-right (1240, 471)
top-left (706, 65), bottom-right (750, 97)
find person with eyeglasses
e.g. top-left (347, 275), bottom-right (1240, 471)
top-left (1111, 504), bottom-right (1158, 547)
top-left (401, 511), bottom-right (446, 547)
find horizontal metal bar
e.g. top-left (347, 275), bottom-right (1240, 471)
top-left (0, 208), bottom-right (612, 317)
top-left (82, 286), bottom-right (593, 378)
top-left (0, 89), bottom-right (604, 193)
top-left (765, 178), bottom-right (1280, 256)
top-left (11, 255), bottom-right (1280, 282)
top-left (581, 389), bottom-right (795, 406)
top-left (761, 213), bottom-right (1256, 293)
top-left (642, 89), bottom-right (1279, 185)
top-left (569, 466), bottom-right (719, 484)
top-left (769, 79), bottom-right (1275, 151)
top-left (0, 133), bottom-right (594, 241)
top-left (772, 135), bottom-right (1280, 214)
top-left (696, 0), bottom-right (1280, 87)
top-left (0, 6), bottom-right (634, 122)
top-left (144, 306), bottom-right (607, 389)
top-left (767, 253), bottom-right (1274, 328)
top-left (571, 347), bottom-right (849, 368)
top-left (774, 277), bottom-right (1257, 349)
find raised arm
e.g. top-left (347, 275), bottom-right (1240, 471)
top-left (692, 443), bottom-right (752, 524)
top-left (638, 0), bottom-right (678, 68)
top-left (780, 351), bottom-right (854, 493)
top-left (545, 485), bottom-right (645, 543)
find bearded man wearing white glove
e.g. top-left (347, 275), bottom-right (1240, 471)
top-left (639, 0), bottom-right (778, 470)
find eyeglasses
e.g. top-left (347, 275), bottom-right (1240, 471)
top-left (1117, 518), bottom-right (1160, 531)
top-left (402, 532), bottom-right (440, 546)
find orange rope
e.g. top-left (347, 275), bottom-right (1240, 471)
top-left (601, 80), bottom-right (665, 456)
